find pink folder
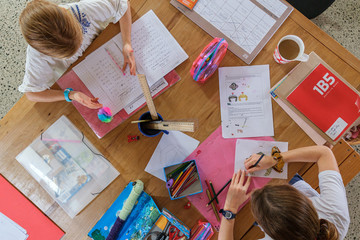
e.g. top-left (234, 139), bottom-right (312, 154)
top-left (184, 127), bottom-right (272, 231)
top-left (0, 174), bottom-right (64, 240)
top-left (57, 70), bottom-right (180, 138)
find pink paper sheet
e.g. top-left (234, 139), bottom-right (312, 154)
top-left (57, 70), bottom-right (180, 138)
top-left (184, 127), bottom-right (272, 231)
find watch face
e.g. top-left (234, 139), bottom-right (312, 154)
top-left (225, 212), bottom-right (232, 218)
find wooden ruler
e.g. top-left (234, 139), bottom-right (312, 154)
top-left (137, 74), bottom-right (158, 120)
top-left (142, 120), bottom-right (197, 132)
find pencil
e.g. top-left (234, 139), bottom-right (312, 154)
top-left (168, 161), bottom-right (192, 179)
top-left (209, 180), bottom-right (218, 204)
top-left (104, 48), bottom-right (125, 75)
top-left (172, 166), bottom-right (195, 197)
top-left (206, 178), bottom-right (232, 207)
top-left (205, 180), bottom-right (220, 212)
top-left (171, 162), bottom-right (194, 190)
top-left (206, 189), bottom-right (220, 222)
top-left (175, 176), bottom-right (198, 197)
top-left (250, 153), bottom-right (265, 168)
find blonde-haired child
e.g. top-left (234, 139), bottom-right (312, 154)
top-left (19, 0), bottom-right (136, 108)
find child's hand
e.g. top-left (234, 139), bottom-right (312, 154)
top-left (122, 43), bottom-right (136, 75)
top-left (244, 154), bottom-right (276, 174)
top-left (224, 170), bottom-right (251, 213)
top-left (71, 91), bottom-right (103, 109)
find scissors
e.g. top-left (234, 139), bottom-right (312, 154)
top-left (145, 221), bottom-right (171, 240)
top-left (168, 226), bottom-right (184, 240)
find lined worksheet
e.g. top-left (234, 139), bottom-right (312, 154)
top-left (73, 10), bottom-right (188, 115)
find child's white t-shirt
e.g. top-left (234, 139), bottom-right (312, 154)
top-left (19, 0), bottom-right (128, 93)
top-left (259, 170), bottom-right (350, 240)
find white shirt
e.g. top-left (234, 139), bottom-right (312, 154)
top-left (260, 170), bottom-right (350, 240)
top-left (19, 0), bottom-right (128, 92)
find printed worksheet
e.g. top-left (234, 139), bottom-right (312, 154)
top-left (73, 10), bottom-right (188, 115)
top-left (193, 0), bottom-right (276, 54)
top-left (234, 139), bottom-right (288, 179)
top-left (219, 65), bottom-right (274, 138)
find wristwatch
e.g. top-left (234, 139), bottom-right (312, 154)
top-left (271, 146), bottom-right (284, 173)
top-left (219, 209), bottom-right (236, 220)
top-left (64, 88), bottom-right (73, 102)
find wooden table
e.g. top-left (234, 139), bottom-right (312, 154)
top-left (1, 0), bottom-right (360, 239)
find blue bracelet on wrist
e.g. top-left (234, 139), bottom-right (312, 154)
top-left (64, 88), bottom-right (73, 102)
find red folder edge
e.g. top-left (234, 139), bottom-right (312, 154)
top-left (0, 174), bottom-right (64, 240)
top-left (57, 70), bottom-right (180, 138)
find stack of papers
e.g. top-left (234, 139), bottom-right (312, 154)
top-left (0, 213), bottom-right (28, 240)
top-left (73, 10), bottom-right (188, 115)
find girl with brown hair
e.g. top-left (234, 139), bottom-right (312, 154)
top-left (219, 146), bottom-right (350, 240)
top-left (18, 0), bottom-right (136, 108)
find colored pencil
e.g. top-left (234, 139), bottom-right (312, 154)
top-left (205, 180), bottom-right (220, 212)
top-left (171, 163), bottom-right (194, 191)
top-left (172, 165), bottom-right (195, 197)
top-left (176, 171), bottom-right (197, 193)
top-left (206, 189), bottom-right (220, 221)
top-left (167, 161), bottom-right (191, 179)
top-left (209, 180), bottom-right (218, 204)
top-left (206, 178), bottom-right (232, 206)
top-left (176, 176), bottom-right (198, 197)
top-left (104, 48), bottom-right (125, 75)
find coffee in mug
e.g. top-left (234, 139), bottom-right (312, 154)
top-left (273, 35), bottom-right (309, 64)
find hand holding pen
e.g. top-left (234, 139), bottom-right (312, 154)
top-left (244, 153), bottom-right (276, 174)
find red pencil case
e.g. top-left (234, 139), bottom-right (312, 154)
top-left (190, 38), bottom-right (228, 83)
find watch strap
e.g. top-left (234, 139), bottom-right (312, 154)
top-left (219, 209), bottom-right (236, 219)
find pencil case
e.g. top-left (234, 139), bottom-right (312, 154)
top-left (164, 160), bottom-right (202, 200)
top-left (190, 38), bottom-right (228, 83)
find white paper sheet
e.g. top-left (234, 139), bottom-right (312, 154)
top-left (145, 131), bottom-right (200, 181)
top-left (256, 0), bottom-right (287, 18)
top-left (73, 10), bottom-right (188, 115)
top-left (219, 65), bottom-right (274, 138)
top-left (130, 10), bottom-right (188, 84)
top-left (234, 139), bottom-right (288, 179)
top-left (0, 212), bottom-right (28, 240)
top-left (193, 0), bottom-right (276, 54)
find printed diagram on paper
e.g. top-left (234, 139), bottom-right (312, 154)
top-left (193, 0), bottom-right (277, 54)
top-left (219, 65), bottom-right (274, 138)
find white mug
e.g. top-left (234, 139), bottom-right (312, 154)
top-left (273, 35), bottom-right (309, 64)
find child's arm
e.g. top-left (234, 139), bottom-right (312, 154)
top-left (245, 146), bottom-right (339, 174)
top-left (25, 89), bottom-right (102, 109)
top-left (219, 170), bottom-right (251, 240)
top-left (119, 1), bottom-right (136, 75)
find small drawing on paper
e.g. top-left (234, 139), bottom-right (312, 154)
top-left (234, 139), bottom-right (288, 179)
